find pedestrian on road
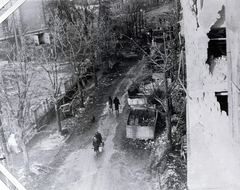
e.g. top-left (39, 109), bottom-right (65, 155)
top-left (95, 131), bottom-right (102, 145)
top-left (93, 131), bottom-right (103, 154)
top-left (113, 97), bottom-right (120, 115)
top-left (108, 96), bottom-right (113, 114)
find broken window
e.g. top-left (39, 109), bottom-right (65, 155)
top-left (38, 33), bottom-right (45, 45)
top-left (207, 28), bottom-right (226, 59)
top-left (207, 6), bottom-right (226, 66)
top-left (36, 33), bottom-right (50, 45)
top-left (215, 92), bottom-right (228, 115)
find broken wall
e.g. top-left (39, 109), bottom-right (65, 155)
top-left (181, 0), bottom-right (240, 189)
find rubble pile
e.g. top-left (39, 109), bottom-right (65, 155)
top-left (158, 152), bottom-right (187, 190)
top-left (61, 118), bottom-right (78, 130)
top-left (121, 139), bottom-right (154, 150)
top-left (49, 133), bottom-right (64, 142)
top-left (149, 129), bottom-right (169, 169)
top-left (149, 127), bottom-right (187, 189)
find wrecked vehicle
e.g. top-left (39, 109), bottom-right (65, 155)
top-left (126, 77), bottom-right (158, 140)
top-left (126, 108), bottom-right (158, 140)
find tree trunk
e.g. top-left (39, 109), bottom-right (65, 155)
top-left (77, 80), bottom-right (84, 108)
top-left (19, 129), bottom-right (30, 175)
top-left (94, 65), bottom-right (98, 88)
top-left (0, 120), bottom-right (9, 162)
top-left (22, 143), bottom-right (29, 175)
top-left (165, 96), bottom-right (172, 150)
top-left (164, 72), bottom-right (172, 150)
top-left (0, 123), bottom-right (15, 188)
top-left (17, 99), bottom-right (30, 175)
top-left (55, 104), bottom-right (62, 133)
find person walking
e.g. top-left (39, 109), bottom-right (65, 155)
top-left (92, 131), bottom-right (103, 154)
top-left (108, 96), bottom-right (113, 114)
top-left (113, 97), bottom-right (120, 115)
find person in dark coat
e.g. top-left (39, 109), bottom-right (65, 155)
top-left (108, 96), bottom-right (113, 113)
top-left (92, 136), bottom-right (98, 152)
top-left (95, 132), bottom-right (102, 144)
top-left (92, 131), bottom-right (103, 153)
top-left (113, 97), bottom-right (120, 115)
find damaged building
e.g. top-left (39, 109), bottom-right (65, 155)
top-left (181, 0), bottom-right (240, 189)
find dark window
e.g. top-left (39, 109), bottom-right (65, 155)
top-left (38, 33), bottom-right (45, 45)
top-left (207, 28), bottom-right (226, 59)
top-left (215, 92), bottom-right (228, 115)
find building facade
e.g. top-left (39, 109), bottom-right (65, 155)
top-left (181, 0), bottom-right (240, 189)
top-left (0, 0), bottom-right (49, 45)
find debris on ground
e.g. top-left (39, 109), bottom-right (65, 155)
top-left (158, 151), bottom-right (188, 190)
top-left (149, 127), bottom-right (187, 190)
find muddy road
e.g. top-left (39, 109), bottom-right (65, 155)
top-left (9, 3), bottom-right (178, 190)
top-left (31, 57), bottom-right (155, 190)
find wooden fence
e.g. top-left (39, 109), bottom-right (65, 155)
top-left (24, 75), bottom-right (78, 143)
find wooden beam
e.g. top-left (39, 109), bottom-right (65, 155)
top-left (0, 0), bottom-right (10, 10)
top-left (0, 179), bottom-right (11, 190)
top-left (0, 163), bottom-right (26, 190)
top-left (0, 0), bottom-right (26, 24)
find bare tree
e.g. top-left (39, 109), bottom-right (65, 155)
top-left (96, 0), bottom-right (120, 71)
top-left (0, 9), bottom-right (39, 174)
top-left (111, 0), bottom-right (145, 38)
top-left (45, 0), bottom-right (95, 107)
top-left (36, 43), bottom-right (65, 134)
top-left (0, 50), bottom-right (35, 175)
top-left (126, 13), bottom-right (185, 150)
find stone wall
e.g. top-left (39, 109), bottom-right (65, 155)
top-left (181, 0), bottom-right (240, 189)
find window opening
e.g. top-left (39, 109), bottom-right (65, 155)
top-left (207, 28), bottom-right (226, 59)
top-left (215, 92), bottom-right (228, 115)
top-left (38, 33), bottom-right (45, 45)
top-left (207, 6), bottom-right (226, 66)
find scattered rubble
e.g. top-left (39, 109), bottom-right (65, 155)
top-left (149, 127), bottom-right (187, 190)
